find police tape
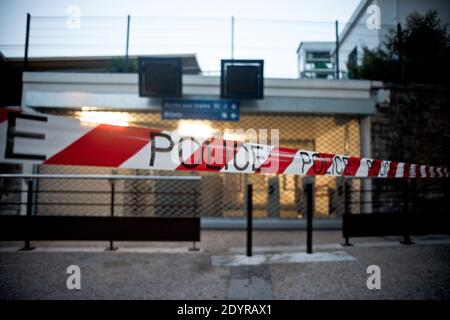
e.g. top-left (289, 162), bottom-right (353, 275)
top-left (0, 109), bottom-right (448, 178)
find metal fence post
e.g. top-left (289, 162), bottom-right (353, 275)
top-left (246, 184), bottom-right (253, 257)
top-left (306, 183), bottom-right (313, 254)
top-left (20, 178), bottom-right (34, 251)
top-left (411, 179), bottom-right (418, 214)
top-left (344, 180), bottom-right (350, 215)
top-left (401, 180), bottom-right (414, 245)
top-left (335, 20), bottom-right (340, 80)
top-left (342, 179), bottom-right (352, 246)
top-left (107, 178), bottom-right (117, 251)
top-left (189, 181), bottom-right (200, 251)
top-left (125, 14), bottom-right (131, 71)
top-left (231, 16), bottom-right (235, 60)
top-left (24, 13), bottom-right (31, 71)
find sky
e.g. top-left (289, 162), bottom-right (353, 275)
top-left (0, 0), bottom-right (362, 78)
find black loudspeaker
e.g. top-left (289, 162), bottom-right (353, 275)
top-left (138, 57), bottom-right (182, 98)
top-left (221, 59), bottom-right (264, 99)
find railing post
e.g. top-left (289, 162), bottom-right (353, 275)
top-left (20, 178), bottom-right (34, 251)
top-left (24, 13), bottom-right (31, 72)
top-left (106, 178), bottom-right (117, 251)
top-left (335, 20), bottom-right (340, 79)
top-left (342, 179), bottom-right (352, 246)
top-left (246, 184), bottom-right (253, 257)
top-left (411, 179), bottom-right (418, 215)
top-left (306, 183), bottom-right (313, 254)
top-left (344, 180), bottom-right (350, 215)
top-left (401, 180), bottom-right (414, 245)
top-left (189, 181), bottom-right (200, 251)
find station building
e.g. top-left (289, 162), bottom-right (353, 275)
top-left (2, 55), bottom-right (382, 223)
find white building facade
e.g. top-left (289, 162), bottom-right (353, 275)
top-left (335, 0), bottom-right (450, 77)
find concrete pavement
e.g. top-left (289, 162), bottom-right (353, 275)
top-left (1, 231), bottom-right (449, 299)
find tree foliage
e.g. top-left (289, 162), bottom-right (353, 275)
top-left (107, 58), bottom-right (137, 73)
top-left (348, 10), bottom-right (450, 84)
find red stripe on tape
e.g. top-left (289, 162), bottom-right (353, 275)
top-left (307, 153), bottom-right (334, 176)
top-left (387, 161), bottom-right (398, 178)
top-left (257, 147), bottom-right (296, 174)
top-left (368, 159), bottom-right (382, 177)
top-left (176, 138), bottom-right (242, 172)
top-left (403, 163), bottom-right (411, 178)
top-left (44, 124), bottom-right (152, 167)
top-left (415, 165), bottom-right (420, 177)
top-left (425, 166), bottom-right (430, 178)
top-left (343, 156), bottom-right (361, 176)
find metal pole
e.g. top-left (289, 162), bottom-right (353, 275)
top-left (344, 180), bottom-right (350, 215)
top-left (189, 184), bottom-right (200, 251)
top-left (343, 180), bottom-right (352, 246)
top-left (401, 180), bottom-right (413, 245)
top-left (246, 184), bottom-right (253, 257)
top-left (231, 16), bottom-right (235, 60)
top-left (306, 183), bottom-right (313, 254)
top-left (24, 13), bottom-right (31, 71)
top-left (21, 179), bottom-right (34, 250)
top-left (107, 179), bottom-right (117, 250)
top-left (125, 15), bottom-right (131, 72)
top-left (411, 180), bottom-right (418, 240)
top-left (411, 179), bottom-right (418, 215)
top-left (110, 181), bottom-right (115, 219)
top-left (335, 20), bottom-right (340, 80)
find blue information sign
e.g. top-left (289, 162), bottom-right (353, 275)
top-left (162, 99), bottom-right (240, 122)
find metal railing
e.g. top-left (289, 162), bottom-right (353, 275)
top-left (0, 174), bottom-right (202, 250)
top-left (343, 179), bottom-right (450, 215)
top-left (0, 173), bottom-right (201, 217)
top-left (341, 179), bottom-right (450, 245)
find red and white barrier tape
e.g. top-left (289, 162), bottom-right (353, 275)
top-left (0, 109), bottom-right (448, 178)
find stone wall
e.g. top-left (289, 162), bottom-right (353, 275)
top-left (372, 84), bottom-right (450, 166)
top-left (370, 84), bottom-right (450, 213)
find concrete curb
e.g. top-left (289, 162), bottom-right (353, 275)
top-left (201, 217), bottom-right (342, 230)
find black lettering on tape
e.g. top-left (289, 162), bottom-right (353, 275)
top-left (366, 159), bottom-right (373, 171)
top-left (203, 137), bottom-right (222, 170)
top-left (233, 142), bottom-right (249, 171)
top-left (327, 156), bottom-right (336, 175)
top-left (250, 145), bottom-right (263, 171)
top-left (5, 113), bottom-right (47, 160)
top-left (312, 153), bottom-right (324, 174)
top-left (149, 132), bottom-right (174, 166)
top-left (223, 140), bottom-right (230, 170)
top-left (334, 156), bottom-right (344, 175)
top-left (178, 136), bottom-right (201, 168)
top-left (380, 161), bottom-right (389, 176)
top-left (300, 152), bottom-right (311, 173)
top-left (342, 156), bottom-right (349, 174)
